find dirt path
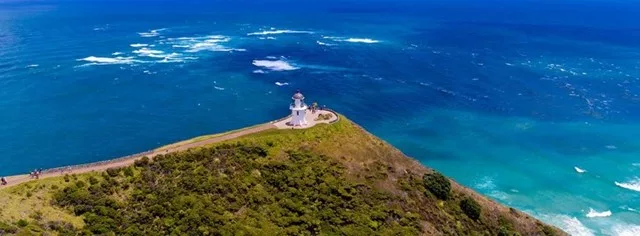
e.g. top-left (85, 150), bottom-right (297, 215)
top-left (1, 123), bottom-right (276, 189)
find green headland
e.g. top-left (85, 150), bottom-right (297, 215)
top-left (0, 114), bottom-right (565, 235)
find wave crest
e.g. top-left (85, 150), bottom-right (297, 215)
top-left (615, 177), bottom-right (640, 192)
top-left (585, 208), bottom-right (612, 218)
top-left (247, 29), bottom-right (313, 36)
top-left (574, 166), bottom-right (587, 173)
top-left (252, 59), bottom-right (298, 71)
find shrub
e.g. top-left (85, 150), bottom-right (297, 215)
top-left (88, 176), bottom-right (99, 185)
top-left (123, 167), bottom-right (134, 177)
top-left (63, 174), bottom-right (70, 182)
top-left (422, 172), bottom-right (451, 200)
top-left (460, 197), bottom-right (481, 220)
top-left (16, 219), bottom-right (28, 228)
top-left (134, 156), bottom-right (150, 167)
top-left (106, 168), bottom-right (120, 177)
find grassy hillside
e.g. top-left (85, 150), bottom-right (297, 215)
top-left (0, 115), bottom-right (565, 235)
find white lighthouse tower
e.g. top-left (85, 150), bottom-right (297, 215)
top-left (289, 90), bottom-right (308, 126)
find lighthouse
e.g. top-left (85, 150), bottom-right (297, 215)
top-left (289, 90), bottom-right (308, 126)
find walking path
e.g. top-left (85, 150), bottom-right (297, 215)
top-left (0, 110), bottom-right (338, 189)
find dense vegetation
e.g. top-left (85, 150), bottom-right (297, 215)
top-left (0, 116), bottom-right (565, 235)
top-left (52, 144), bottom-right (421, 235)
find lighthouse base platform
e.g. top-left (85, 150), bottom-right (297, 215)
top-left (274, 110), bottom-right (338, 129)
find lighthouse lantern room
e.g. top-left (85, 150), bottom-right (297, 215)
top-left (289, 90), bottom-right (308, 126)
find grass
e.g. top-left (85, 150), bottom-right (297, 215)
top-left (0, 175), bottom-right (86, 229)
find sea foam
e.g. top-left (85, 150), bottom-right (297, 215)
top-left (574, 166), bottom-right (587, 173)
top-left (78, 56), bottom-right (136, 65)
top-left (138, 28), bottom-right (165, 37)
top-left (252, 60), bottom-right (298, 71)
top-left (247, 29), bottom-right (313, 36)
top-left (611, 223), bottom-right (640, 236)
top-left (130, 43), bottom-right (149, 47)
top-left (585, 208), bottom-right (612, 218)
top-left (324, 36), bottom-right (380, 44)
top-left (615, 177), bottom-right (640, 192)
top-left (275, 82), bottom-right (289, 86)
top-left (538, 214), bottom-right (594, 236)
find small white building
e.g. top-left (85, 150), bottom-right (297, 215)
top-left (289, 90), bottom-right (308, 126)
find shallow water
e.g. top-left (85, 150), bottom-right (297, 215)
top-left (0, 0), bottom-right (638, 234)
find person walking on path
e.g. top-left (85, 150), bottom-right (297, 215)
top-left (1, 177), bottom-right (7, 185)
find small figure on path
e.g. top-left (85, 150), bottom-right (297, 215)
top-left (1, 177), bottom-right (7, 185)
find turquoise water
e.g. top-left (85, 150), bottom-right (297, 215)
top-left (0, 0), bottom-right (639, 234)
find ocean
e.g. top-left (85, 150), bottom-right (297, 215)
top-left (0, 0), bottom-right (638, 234)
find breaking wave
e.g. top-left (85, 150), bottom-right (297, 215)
top-left (247, 29), bottom-right (313, 36)
top-left (585, 208), bottom-right (612, 218)
top-left (77, 56), bottom-right (138, 66)
top-left (163, 35), bottom-right (245, 53)
top-left (323, 36), bottom-right (380, 43)
top-left (275, 82), bottom-right (289, 86)
top-left (614, 177), bottom-right (640, 192)
top-left (25, 64), bottom-right (39, 68)
top-left (252, 59), bottom-right (298, 71)
top-left (575, 166), bottom-right (587, 173)
top-left (138, 28), bottom-right (165, 37)
top-left (130, 43), bottom-right (148, 47)
top-left (537, 214), bottom-right (594, 236)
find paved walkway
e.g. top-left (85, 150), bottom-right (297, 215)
top-left (274, 110), bottom-right (338, 129)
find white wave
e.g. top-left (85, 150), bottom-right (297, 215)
top-left (247, 29), bottom-right (313, 36)
top-left (258, 37), bottom-right (276, 40)
top-left (266, 56), bottom-right (278, 59)
top-left (252, 60), bottom-right (298, 71)
top-left (505, 62), bottom-right (514, 66)
top-left (575, 166), bottom-right (587, 173)
top-left (253, 69), bottom-right (266, 74)
top-left (586, 208), bottom-right (612, 218)
top-left (615, 177), bottom-right (640, 192)
top-left (26, 64), bottom-right (39, 68)
top-left (130, 43), bottom-right (149, 47)
top-left (77, 56), bottom-right (137, 65)
top-left (111, 52), bottom-right (124, 56)
top-left (138, 28), bottom-right (166, 37)
top-left (538, 214), bottom-right (594, 236)
top-left (324, 36), bottom-right (380, 44)
top-left (344, 38), bottom-right (380, 43)
top-left (214, 86), bottom-right (225, 91)
top-left (167, 36), bottom-right (245, 53)
top-left (611, 223), bottom-right (640, 236)
top-left (275, 82), bottom-right (289, 86)
top-left (133, 48), bottom-right (166, 58)
top-left (316, 41), bottom-right (334, 46)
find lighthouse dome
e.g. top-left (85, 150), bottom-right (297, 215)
top-left (292, 91), bottom-right (304, 100)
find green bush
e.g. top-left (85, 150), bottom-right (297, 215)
top-left (134, 156), bottom-right (149, 167)
top-left (88, 176), bottom-right (99, 185)
top-left (105, 168), bottom-right (120, 177)
top-left (63, 174), bottom-right (70, 183)
top-left (460, 197), bottom-right (481, 220)
top-left (422, 172), bottom-right (451, 200)
top-left (16, 219), bottom-right (28, 228)
top-left (123, 167), bottom-right (134, 177)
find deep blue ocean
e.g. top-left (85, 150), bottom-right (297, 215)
top-left (1, 0), bottom-right (639, 234)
